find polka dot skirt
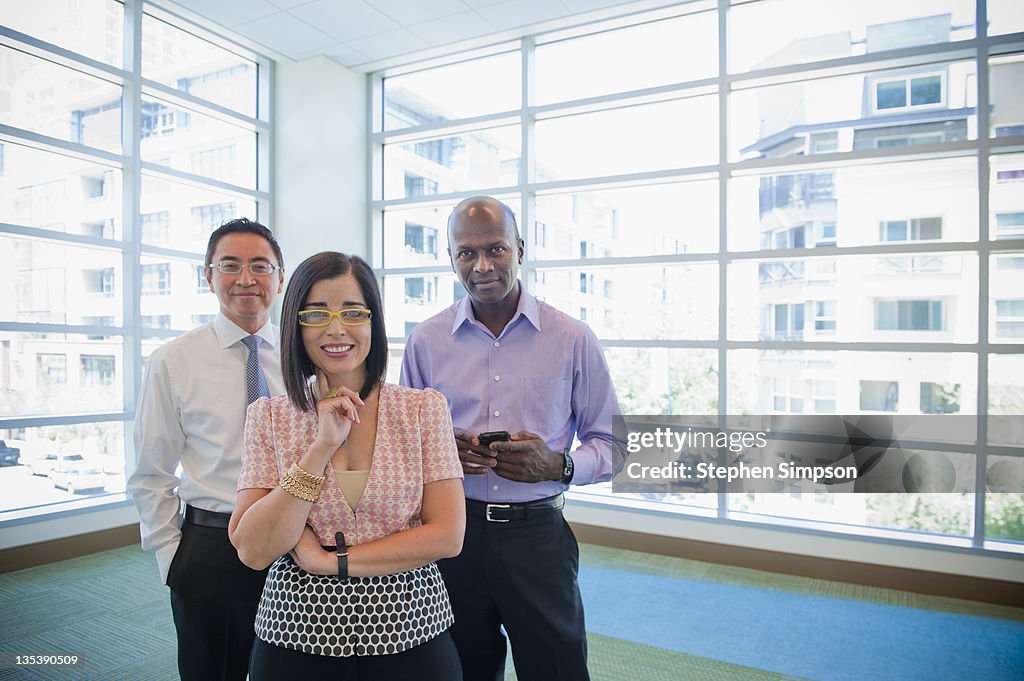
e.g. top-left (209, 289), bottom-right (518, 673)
top-left (254, 554), bottom-right (454, 657)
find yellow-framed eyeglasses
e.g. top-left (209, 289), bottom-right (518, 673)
top-left (297, 308), bottom-right (372, 326)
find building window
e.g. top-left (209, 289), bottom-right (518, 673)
top-left (920, 382), bottom-right (960, 414)
top-left (404, 174), bottom-right (437, 197)
top-left (813, 380), bottom-right (836, 414)
top-left (81, 355), bottom-right (115, 387)
top-left (579, 273), bottom-right (594, 293)
top-left (879, 217), bottom-right (942, 242)
top-left (404, 222), bottom-right (437, 257)
top-left (996, 169), bottom-right (1024, 182)
top-left (141, 263), bottom-right (171, 295)
top-left (994, 299), bottom-right (1024, 339)
top-left (873, 74), bottom-right (943, 112)
top-left (994, 124), bottom-right (1024, 137)
top-left (815, 222), bottom-right (836, 247)
top-left (995, 211), bottom-right (1024, 239)
top-left (191, 314), bottom-right (215, 326)
top-left (37, 353), bottom-right (67, 385)
top-left (860, 380), bottom-right (899, 412)
top-left (195, 265), bottom-right (210, 293)
top-left (192, 202), bottom-right (236, 240)
top-left (404, 277), bottom-right (437, 304)
top-left (762, 303), bottom-right (805, 340)
top-left (813, 300), bottom-right (837, 332)
top-left (876, 300), bottom-right (943, 331)
top-left (142, 315), bottom-right (172, 329)
top-left (141, 211), bottom-right (170, 243)
top-left (534, 221), bottom-right (546, 247)
top-left (772, 377), bottom-right (806, 413)
top-left (82, 315), bottom-right (115, 340)
top-left (192, 145), bottom-right (235, 179)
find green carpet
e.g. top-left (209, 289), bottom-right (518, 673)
top-left (1, 543), bottom-right (1019, 680)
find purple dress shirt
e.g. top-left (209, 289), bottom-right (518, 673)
top-left (400, 285), bottom-right (622, 503)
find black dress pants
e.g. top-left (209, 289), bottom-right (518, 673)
top-left (438, 503), bottom-right (589, 681)
top-left (166, 520), bottom-right (268, 681)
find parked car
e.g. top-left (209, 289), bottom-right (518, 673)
top-left (48, 453), bottom-right (106, 494)
top-left (26, 452), bottom-right (60, 477)
top-left (0, 440), bottom-right (20, 467)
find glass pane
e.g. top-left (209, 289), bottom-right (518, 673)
top-left (0, 422), bottom-right (127, 513)
top-left (0, 45), bottom-right (122, 152)
top-left (728, 254), bottom-right (978, 342)
top-left (990, 55), bottom-right (1024, 139)
top-left (730, 488), bottom-right (973, 538)
top-left (0, 331), bottom-right (124, 418)
top-left (728, 0), bottom-right (975, 73)
top-left (535, 96), bottom-right (717, 180)
top-left (5, 235), bottom-right (124, 326)
top-left (139, 254), bottom-right (217, 331)
top-left (989, 0), bottom-right (1024, 36)
top-left (989, 354), bottom-right (1024, 434)
top-left (0, 143), bottom-right (122, 238)
top-left (535, 12), bottom-right (717, 105)
top-left (382, 274), bottom-right (461, 339)
top-left (139, 96), bottom-right (256, 189)
top-left (728, 158), bottom-right (979, 251)
top-left (383, 205), bottom-right (449, 269)
top-left (731, 62), bottom-right (976, 161)
top-left (532, 264), bottom-right (718, 341)
top-left (990, 252), bottom-right (1024, 343)
top-left (381, 198), bottom-right (521, 269)
top-left (605, 347), bottom-right (718, 415)
top-left (534, 181), bottom-right (719, 260)
top-left (383, 52), bottom-right (520, 131)
top-left (383, 126), bottom-right (520, 199)
top-left (142, 13), bottom-right (257, 117)
top-left (0, 0), bottom-right (123, 67)
top-left (991, 153), bottom-right (1024, 240)
top-left (985, 457), bottom-right (1024, 542)
top-left (729, 350), bottom-right (977, 415)
top-left (140, 173), bottom-right (257, 249)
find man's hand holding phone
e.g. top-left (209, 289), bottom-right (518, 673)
top-left (452, 426), bottom-right (501, 475)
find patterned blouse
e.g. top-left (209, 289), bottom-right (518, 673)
top-left (238, 382), bottom-right (463, 547)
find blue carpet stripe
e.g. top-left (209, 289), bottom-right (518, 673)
top-left (578, 566), bottom-right (1024, 681)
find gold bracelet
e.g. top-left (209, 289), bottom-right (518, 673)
top-left (280, 474), bottom-right (319, 502)
top-left (289, 462), bottom-right (327, 486)
top-left (284, 469), bottom-right (323, 494)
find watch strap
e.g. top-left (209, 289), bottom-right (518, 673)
top-left (560, 448), bottom-right (575, 485)
top-left (335, 531), bottom-right (349, 580)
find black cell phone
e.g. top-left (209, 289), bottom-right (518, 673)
top-left (478, 430), bottom-right (510, 446)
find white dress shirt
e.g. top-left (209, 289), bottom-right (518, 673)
top-left (128, 313), bottom-right (285, 582)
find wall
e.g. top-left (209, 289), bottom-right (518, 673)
top-left (273, 56), bottom-right (369, 268)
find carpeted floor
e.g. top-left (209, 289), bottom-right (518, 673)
top-left (0, 543), bottom-right (1021, 680)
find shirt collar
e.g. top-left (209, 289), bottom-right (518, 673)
top-left (213, 312), bottom-right (278, 350)
top-left (450, 283), bottom-right (541, 336)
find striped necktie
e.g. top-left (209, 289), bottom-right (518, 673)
top-left (241, 335), bottom-right (271, 405)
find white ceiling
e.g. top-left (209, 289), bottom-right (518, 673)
top-left (165, 0), bottom-right (662, 71)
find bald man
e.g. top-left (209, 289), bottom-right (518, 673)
top-left (401, 196), bottom-right (622, 681)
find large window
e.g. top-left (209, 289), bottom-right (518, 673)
top-left (372, 1), bottom-right (1024, 555)
top-left (0, 2), bottom-right (271, 518)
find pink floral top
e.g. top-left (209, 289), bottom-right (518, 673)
top-left (238, 383), bottom-right (462, 547)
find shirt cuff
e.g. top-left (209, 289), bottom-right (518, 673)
top-left (155, 539), bottom-right (181, 585)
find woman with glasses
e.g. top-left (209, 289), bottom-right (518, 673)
top-left (228, 251), bottom-right (465, 679)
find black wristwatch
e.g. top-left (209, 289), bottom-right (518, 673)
top-left (559, 448), bottom-right (575, 485)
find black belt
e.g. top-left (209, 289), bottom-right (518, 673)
top-left (467, 494), bottom-right (564, 523)
top-left (183, 505), bottom-right (231, 529)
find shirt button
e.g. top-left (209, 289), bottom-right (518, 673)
top-left (494, 341), bottom-right (500, 347)
top-left (492, 485), bottom-right (499, 491)
top-left (493, 410), bottom-right (500, 417)
top-left (494, 375), bottom-right (501, 381)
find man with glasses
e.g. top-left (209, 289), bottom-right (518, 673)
top-left (129, 218), bottom-right (285, 681)
top-left (401, 196), bottom-right (622, 681)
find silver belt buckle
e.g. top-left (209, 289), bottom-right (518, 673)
top-left (485, 503), bottom-right (511, 522)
